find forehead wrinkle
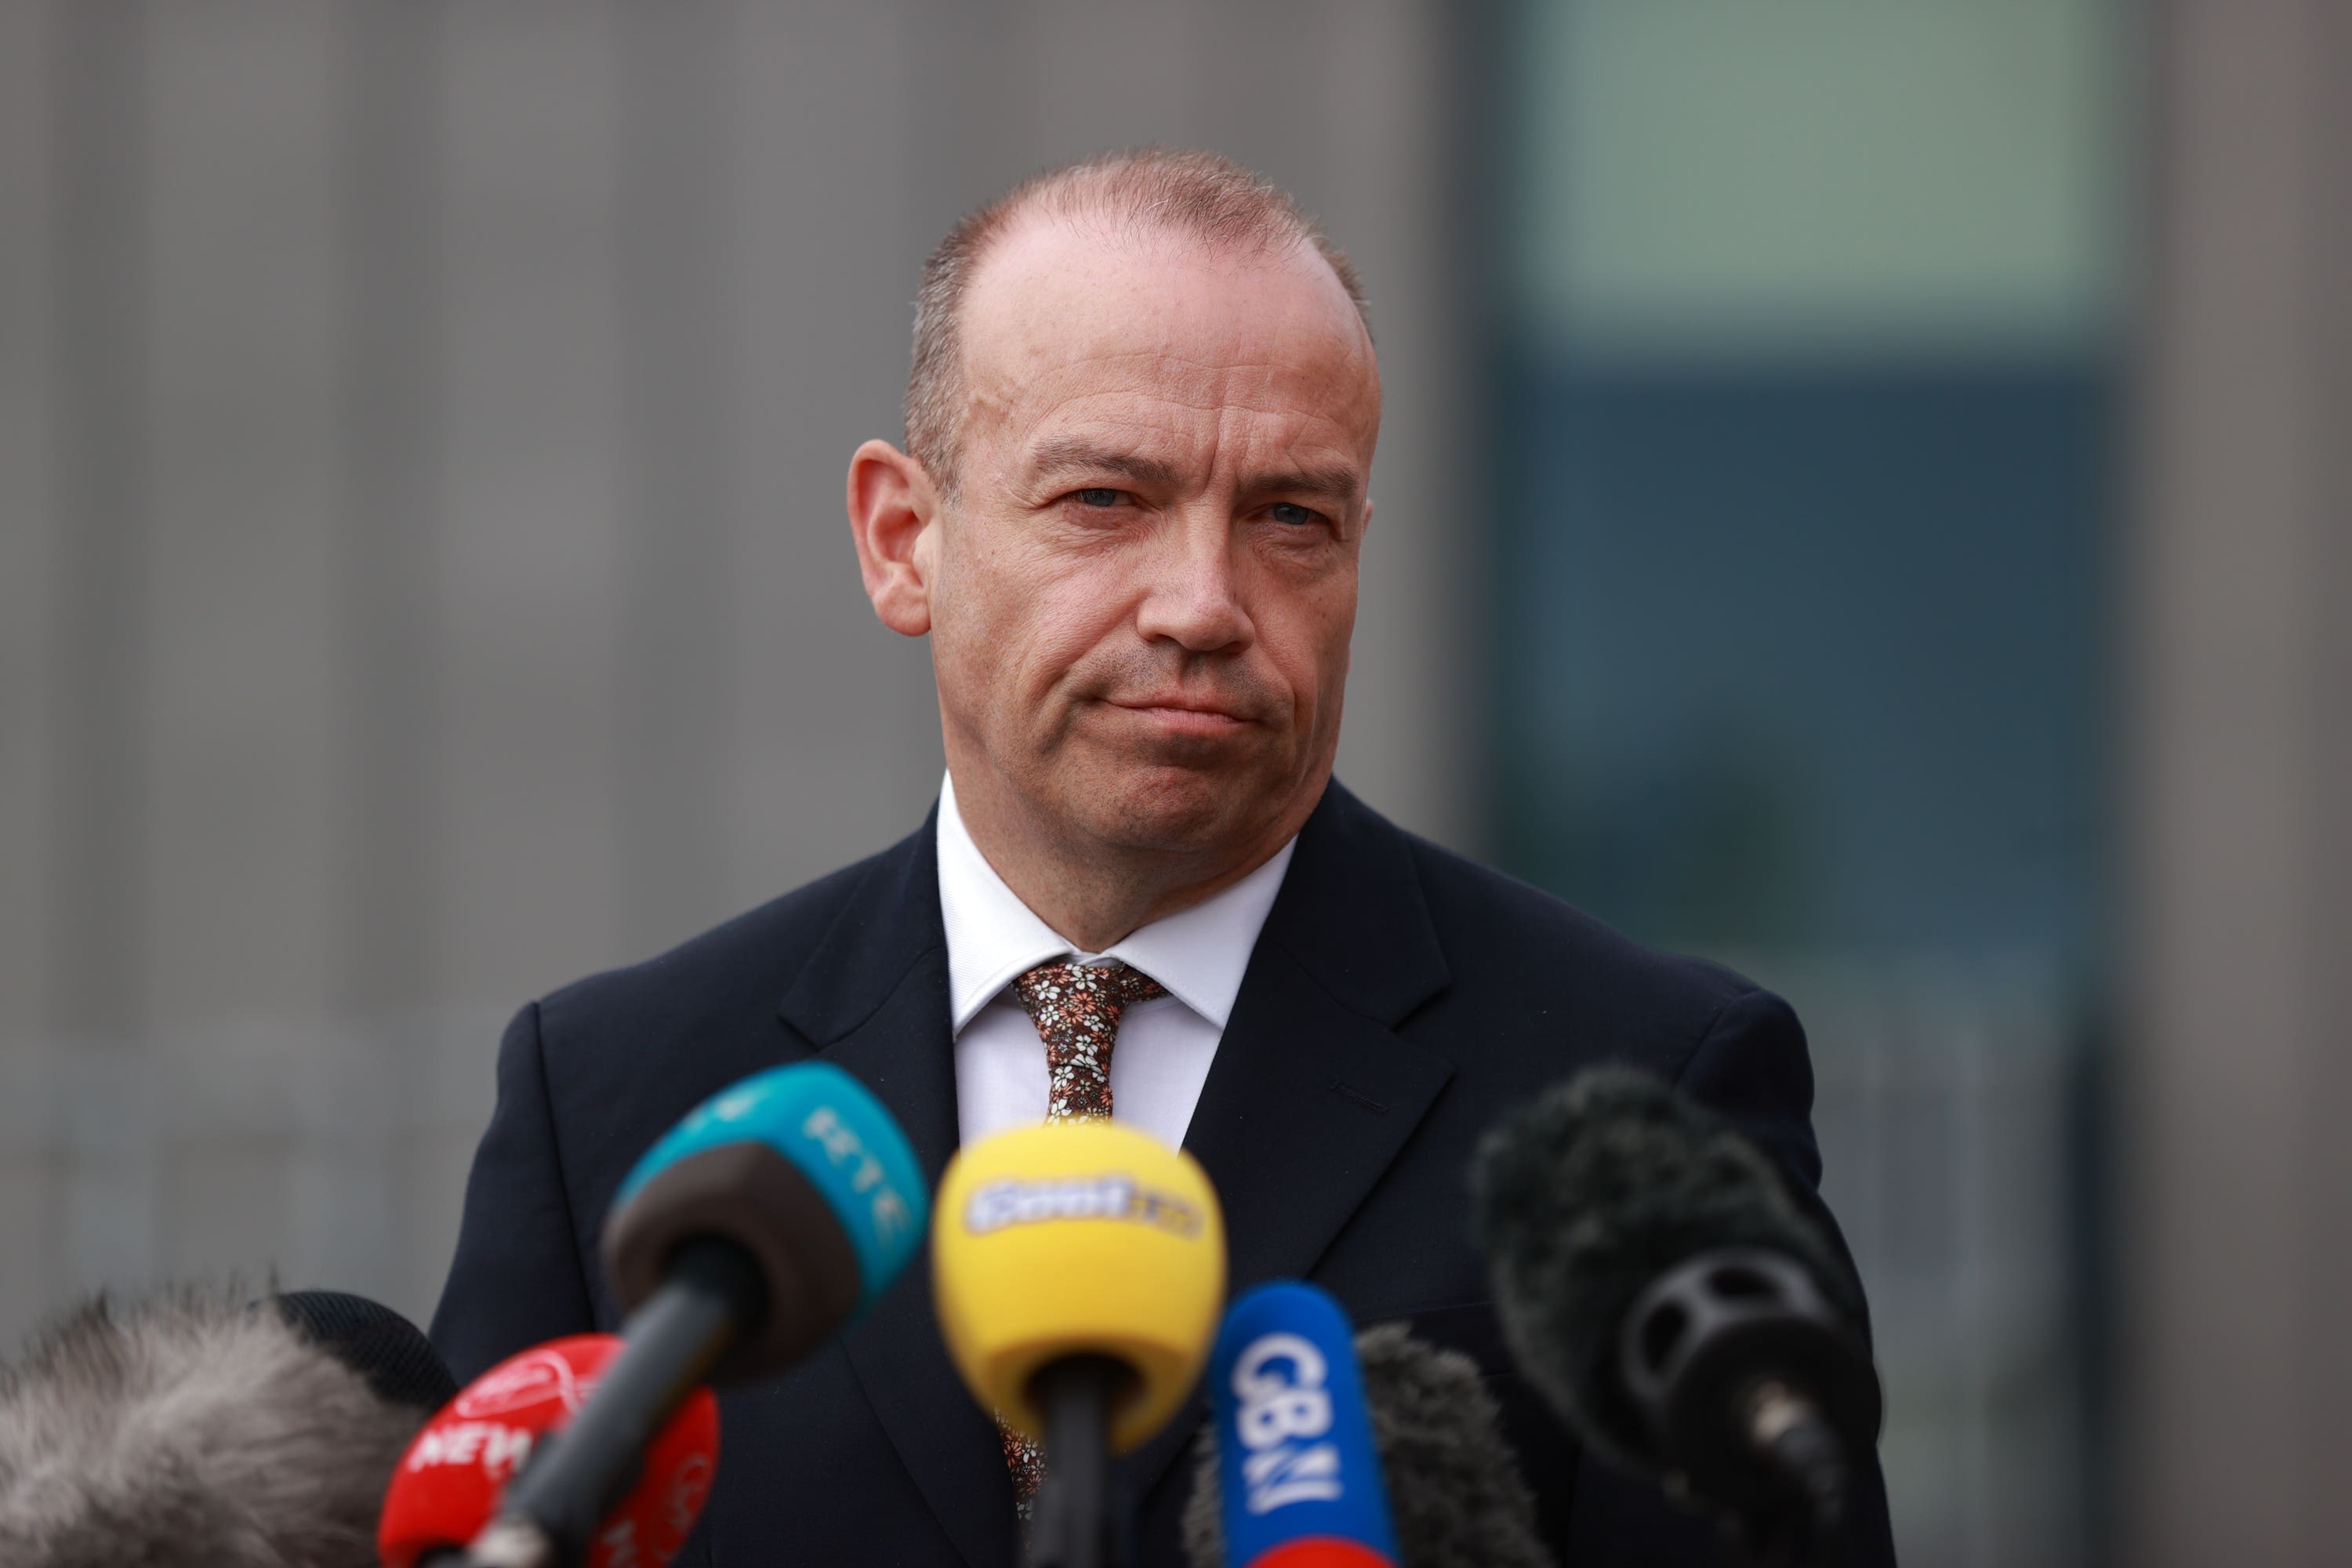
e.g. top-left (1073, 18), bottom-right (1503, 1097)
top-left (1025, 401), bottom-right (1361, 474)
top-left (976, 277), bottom-right (1372, 371)
top-left (1018, 368), bottom-right (1368, 426)
top-left (1017, 345), bottom-right (1365, 388)
top-left (996, 355), bottom-right (1333, 415)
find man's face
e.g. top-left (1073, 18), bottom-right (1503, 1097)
top-left (927, 219), bottom-right (1381, 864)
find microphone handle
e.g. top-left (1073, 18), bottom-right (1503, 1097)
top-left (1029, 1354), bottom-right (1131, 1568)
top-left (1741, 1381), bottom-right (1849, 1568)
top-left (480, 1240), bottom-right (765, 1568)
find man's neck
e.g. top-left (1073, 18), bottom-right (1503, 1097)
top-left (946, 767), bottom-right (1302, 953)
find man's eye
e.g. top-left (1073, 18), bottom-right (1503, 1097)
top-left (1076, 488), bottom-right (1123, 507)
top-left (1269, 502), bottom-right (1319, 527)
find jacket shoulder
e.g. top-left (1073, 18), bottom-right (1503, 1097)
top-left (534, 843), bottom-right (895, 1051)
top-left (513, 834), bottom-right (928, 1236)
top-left (1394, 823), bottom-right (1762, 1048)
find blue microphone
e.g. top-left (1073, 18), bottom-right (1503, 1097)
top-left (1208, 1282), bottom-right (1400, 1568)
top-left (604, 1059), bottom-right (928, 1354)
top-left (470, 1062), bottom-right (927, 1568)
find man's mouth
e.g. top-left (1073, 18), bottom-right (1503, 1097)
top-left (1104, 695), bottom-right (1255, 733)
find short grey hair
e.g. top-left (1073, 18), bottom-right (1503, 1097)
top-left (904, 148), bottom-right (1370, 498)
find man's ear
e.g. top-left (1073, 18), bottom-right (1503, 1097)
top-left (847, 439), bottom-right (942, 637)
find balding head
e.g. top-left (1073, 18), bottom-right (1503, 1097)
top-left (905, 149), bottom-right (1370, 498)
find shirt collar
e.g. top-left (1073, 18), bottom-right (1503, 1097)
top-left (935, 771), bottom-right (1296, 1037)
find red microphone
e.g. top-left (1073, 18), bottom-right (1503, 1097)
top-left (1244, 1547), bottom-right (1398, 1568)
top-left (377, 1335), bottom-right (719, 1568)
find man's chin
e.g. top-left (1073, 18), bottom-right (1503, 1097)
top-left (1069, 764), bottom-right (1287, 856)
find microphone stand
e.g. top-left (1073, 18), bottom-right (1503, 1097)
top-left (1026, 1355), bottom-right (1132, 1568)
top-left (471, 1240), bottom-right (765, 1568)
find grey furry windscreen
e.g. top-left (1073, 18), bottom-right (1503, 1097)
top-left (0, 1290), bottom-right (426, 1568)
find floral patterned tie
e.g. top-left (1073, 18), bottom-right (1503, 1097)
top-left (1014, 960), bottom-right (1168, 1123)
top-left (997, 958), bottom-right (1169, 1523)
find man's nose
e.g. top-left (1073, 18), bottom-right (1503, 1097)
top-left (1133, 508), bottom-right (1254, 654)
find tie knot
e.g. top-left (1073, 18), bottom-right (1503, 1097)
top-left (1012, 959), bottom-right (1167, 1018)
top-left (1010, 960), bottom-right (1167, 1123)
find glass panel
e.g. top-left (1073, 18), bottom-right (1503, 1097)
top-left (1493, 5), bottom-right (2127, 1563)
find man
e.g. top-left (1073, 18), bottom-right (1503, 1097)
top-left (433, 151), bottom-right (1896, 1566)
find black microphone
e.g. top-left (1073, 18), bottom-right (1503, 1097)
top-left (1182, 1320), bottom-right (1555, 1568)
top-left (273, 1287), bottom-right (459, 1414)
top-left (1470, 1068), bottom-right (1880, 1565)
top-left (0, 1287), bottom-right (430, 1568)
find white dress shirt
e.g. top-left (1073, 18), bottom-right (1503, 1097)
top-left (937, 771), bottom-right (1296, 1152)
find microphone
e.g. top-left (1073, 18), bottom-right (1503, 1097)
top-left (0, 1287), bottom-right (427, 1568)
top-left (1471, 1068), bottom-right (1880, 1563)
top-left (376, 1334), bottom-right (717, 1568)
top-left (274, 1288), bottom-right (460, 1414)
top-left (1196, 1281), bottom-right (1399, 1568)
top-left (469, 1061), bottom-right (927, 1568)
top-left (1341, 1324), bottom-right (1554, 1568)
top-left (933, 1119), bottom-right (1227, 1568)
top-left (1181, 1310), bottom-right (1555, 1568)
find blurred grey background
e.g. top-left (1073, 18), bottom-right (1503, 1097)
top-left (3, 2), bottom-right (2347, 1566)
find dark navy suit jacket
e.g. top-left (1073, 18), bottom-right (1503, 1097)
top-left (431, 780), bottom-right (1897, 1566)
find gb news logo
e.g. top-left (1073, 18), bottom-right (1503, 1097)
top-left (1230, 1331), bottom-right (1347, 1514)
top-left (964, 1173), bottom-right (1202, 1237)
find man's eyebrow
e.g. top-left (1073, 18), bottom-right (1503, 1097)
top-left (1026, 437), bottom-right (1363, 507)
top-left (1025, 437), bottom-right (1182, 491)
top-left (1239, 464), bottom-right (1363, 506)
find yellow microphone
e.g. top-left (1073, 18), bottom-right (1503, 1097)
top-left (934, 1119), bottom-right (1227, 1568)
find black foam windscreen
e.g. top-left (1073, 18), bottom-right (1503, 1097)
top-left (271, 1290), bottom-right (457, 1414)
top-left (1469, 1068), bottom-right (1859, 1469)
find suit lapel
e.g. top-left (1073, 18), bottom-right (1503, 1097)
top-left (1183, 782), bottom-right (1456, 1287)
top-left (1118, 781), bottom-right (1458, 1503)
top-left (827, 986), bottom-right (1017, 1568)
top-left (775, 812), bottom-right (1017, 1568)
